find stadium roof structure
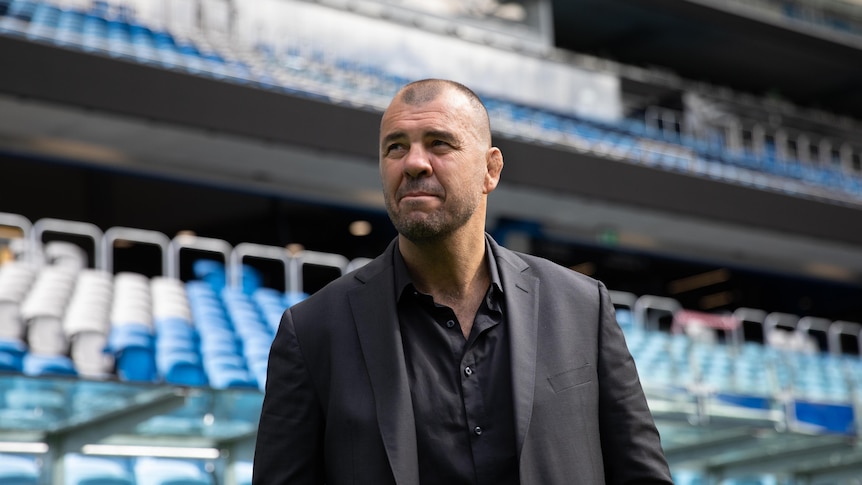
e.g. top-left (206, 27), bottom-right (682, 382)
top-left (552, 0), bottom-right (862, 119)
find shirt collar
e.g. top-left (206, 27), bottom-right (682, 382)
top-left (393, 235), bottom-right (504, 302)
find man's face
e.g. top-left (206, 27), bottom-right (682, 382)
top-left (379, 89), bottom-right (497, 242)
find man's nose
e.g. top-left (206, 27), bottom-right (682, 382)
top-left (403, 146), bottom-right (432, 179)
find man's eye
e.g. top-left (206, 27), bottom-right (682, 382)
top-left (387, 143), bottom-right (405, 153)
top-left (431, 140), bottom-right (449, 148)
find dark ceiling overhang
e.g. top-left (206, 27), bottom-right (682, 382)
top-left (552, 0), bottom-right (862, 118)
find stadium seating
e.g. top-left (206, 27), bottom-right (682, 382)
top-left (1, 0), bottom-right (861, 473)
top-left (2, 211), bottom-right (860, 412)
top-left (1, 210), bottom-right (860, 484)
top-left (64, 453), bottom-right (135, 485)
top-left (134, 457), bottom-right (213, 485)
top-left (1, 0), bottom-right (860, 207)
top-left (773, 0), bottom-right (862, 38)
top-left (3, 0), bottom-right (862, 481)
top-left (0, 453), bottom-right (39, 484)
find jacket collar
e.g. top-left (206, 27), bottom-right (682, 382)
top-left (487, 235), bottom-right (539, 456)
top-left (349, 239), bottom-right (420, 485)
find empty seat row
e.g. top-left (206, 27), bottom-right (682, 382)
top-left (1, 0), bottom-right (858, 203)
top-left (2, 213), bottom-right (859, 406)
top-left (0, 453), bottom-right (244, 485)
top-left (0, 256), bottom-right (313, 391)
top-left (0, 214), bottom-right (357, 390)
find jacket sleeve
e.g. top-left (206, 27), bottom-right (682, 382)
top-left (596, 281), bottom-right (674, 484)
top-left (253, 308), bottom-right (325, 485)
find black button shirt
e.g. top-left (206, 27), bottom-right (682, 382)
top-left (394, 239), bottom-right (519, 485)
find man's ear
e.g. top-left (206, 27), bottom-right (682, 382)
top-left (484, 147), bottom-right (503, 193)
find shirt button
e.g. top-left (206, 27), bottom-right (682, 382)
top-left (464, 366), bottom-right (473, 376)
top-left (473, 426), bottom-right (483, 436)
top-left (446, 320), bottom-right (455, 328)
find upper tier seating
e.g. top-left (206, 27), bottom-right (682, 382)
top-left (1, 0), bottom-right (860, 205)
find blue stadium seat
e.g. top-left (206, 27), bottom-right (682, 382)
top-left (198, 329), bottom-right (239, 356)
top-left (28, 2), bottom-right (59, 29)
top-left (22, 353), bottom-right (76, 377)
top-left (108, 323), bottom-right (157, 382)
top-left (155, 319), bottom-right (198, 347)
top-left (250, 359), bottom-right (268, 392)
top-left (65, 453), bottom-right (134, 485)
top-left (134, 457), bottom-right (214, 485)
top-left (0, 338), bottom-right (26, 372)
top-left (671, 469), bottom-right (704, 485)
top-left (157, 348), bottom-right (207, 387)
top-left (0, 453), bottom-right (39, 484)
top-left (6, 0), bottom-right (37, 22)
top-left (614, 309), bottom-right (633, 330)
top-left (81, 12), bottom-right (107, 44)
top-left (193, 260), bottom-right (226, 292)
top-left (206, 364), bottom-right (255, 390)
top-left (153, 312), bottom-right (205, 386)
top-left (285, 291), bottom-right (308, 308)
top-left (234, 461), bottom-right (252, 485)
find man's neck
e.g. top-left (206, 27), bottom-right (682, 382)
top-left (398, 230), bottom-right (489, 306)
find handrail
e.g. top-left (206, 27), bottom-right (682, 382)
top-left (797, 316), bottom-right (832, 352)
top-left (32, 218), bottom-right (103, 269)
top-left (229, 242), bottom-right (291, 292)
top-left (840, 143), bottom-right (855, 173)
top-left (733, 307), bottom-right (768, 343)
top-left (608, 290), bottom-right (638, 313)
top-left (751, 124), bottom-right (766, 158)
top-left (796, 134), bottom-right (811, 163)
top-left (345, 257), bottom-right (373, 274)
top-left (763, 311), bottom-right (800, 334)
top-left (0, 212), bottom-right (32, 239)
top-left (724, 118), bottom-right (743, 154)
top-left (774, 129), bottom-right (789, 161)
top-left (288, 250), bottom-right (349, 294)
top-left (632, 295), bottom-right (682, 331)
top-left (101, 227), bottom-right (171, 276)
top-left (167, 233), bottom-right (233, 282)
top-left (818, 138), bottom-right (832, 166)
top-left (0, 212), bottom-right (35, 263)
top-left (828, 320), bottom-right (862, 356)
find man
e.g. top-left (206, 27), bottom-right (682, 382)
top-left (253, 79), bottom-right (672, 484)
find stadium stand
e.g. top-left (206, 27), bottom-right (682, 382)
top-left (1, 0), bottom-right (861, 209)
top-left (3, 0), bottom-right (862, 482)
top-left (1, 211), bottom-right (862, 482)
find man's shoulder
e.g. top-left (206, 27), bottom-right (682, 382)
top-left (493, 242), bottom-right (600, 289)
top-left (290, 250), bottom-right (389, 312)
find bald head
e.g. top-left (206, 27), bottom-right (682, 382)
top-left (389, 79), bottom-right (492, 146)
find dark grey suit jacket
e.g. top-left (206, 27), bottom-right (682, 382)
top-left (253, 236), bottom-right (672, 484)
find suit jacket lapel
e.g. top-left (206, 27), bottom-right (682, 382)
top-left (349, 241), bottom-right (420, 485)
top-left (490, 238), bottom-right (540, 457)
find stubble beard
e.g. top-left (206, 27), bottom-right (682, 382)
top-left (384, 191), bottom-right (478, 243)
